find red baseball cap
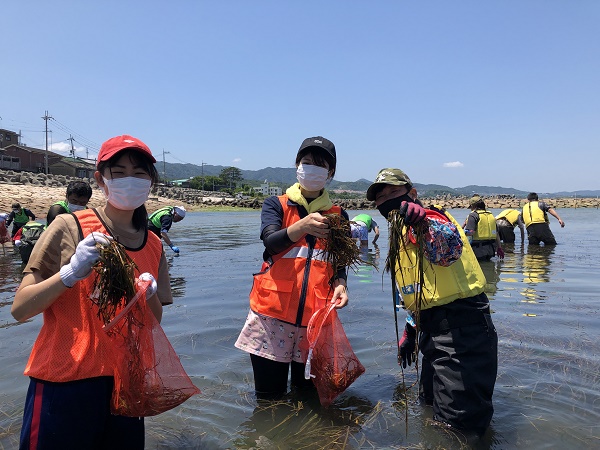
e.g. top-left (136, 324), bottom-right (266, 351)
top-left (97, 135), bottom-right (156, 166)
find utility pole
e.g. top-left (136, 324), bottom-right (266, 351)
top-left (162, 149), bottom-right (170, 184)
top-left (67, 135), bottom-right (76, 158)
top-left (201, 161), bottom-right (207, 191)
top-left (42, 110), bottom-right (53, 174)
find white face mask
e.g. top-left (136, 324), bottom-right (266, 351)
top-left (102, 176), bottom-right (151, 210)
top-left (296, 163), bottom-right (330, 192)
top-left (67, 203), bottom-right (86, 212)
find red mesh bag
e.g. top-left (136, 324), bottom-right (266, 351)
top-left (0, 222), bottom-right (11, 244)
top-left (304, 303), bottom-right (365, 407)
top-left (103, 279), bottom-right (200, 417)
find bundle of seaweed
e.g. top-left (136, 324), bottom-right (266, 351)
top-left (319, 214), bottom-right (376, 285)
top-left (384, 210), bottom-right (428, 435)
top-left (90, 238), bottom-right (138, 325)
top-left (384, 210), bottom-right (429, 333)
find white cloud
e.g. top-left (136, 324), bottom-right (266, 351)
top-left (233, 158), bottom-right (242, 163)
top-left (50, 142), bottom-right (71, 153)
top-left (443, 161), bottom-right (464, 168)
top-left (50, 142), bottom-right (85, 155)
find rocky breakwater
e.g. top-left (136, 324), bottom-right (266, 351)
top-left (151, 186), bottom-right (263, 209)
top-left (1, 169), bottom-right (596, 216)
top-left (326, 195), bottom-right (599, 211)
top-left (417, 195), bottom-right (600, 210)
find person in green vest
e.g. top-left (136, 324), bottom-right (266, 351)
top-left (463, 195), bottom-right (504, 261)
top-left (350, 213), bottom-right (380, 247)
top-left (6, 203), bottom-right (36, 237)
top-left (148, 206), bottom-right (186, 253)
top-left (495, 208), bottom-right (525, 245)
top-left (46, 181), bottom-right (93, 226)
top-left (13, 221), bottom-right (46, 264)
top-left (521, 192), bottom-right (565, 245)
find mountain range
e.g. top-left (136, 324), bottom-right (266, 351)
top-left (161, 162), bottom-right (599, 198)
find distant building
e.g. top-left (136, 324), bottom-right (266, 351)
top-left (253, 181), bottom-right (282, 196)
top-left (0, 127), bottom-right (90, 175)
top-left (171, 177), bottom-right (193, 188)
top-left (0, 129), bottom-right (20, 148)
top-left (49, 157), bottom-right (96, 178)
top-left (0, 143), bottom-right (62, 173)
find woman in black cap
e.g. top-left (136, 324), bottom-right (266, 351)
top-left (235, 136), bottom-right (350, 400)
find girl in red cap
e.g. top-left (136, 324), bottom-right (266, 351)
top-left (12, 135), bottom-right (174, 449)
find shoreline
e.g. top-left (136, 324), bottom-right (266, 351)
top-left (1, 182), bottom-right (598, 220)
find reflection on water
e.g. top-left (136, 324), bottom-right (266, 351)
top-left (496, 244), bottom-right (556, 311)
top-left (522, 245), bottom-right (554, 284)
top-left (352, 245), bottom-right (381, 284)
top-left (479, 259), bottom-right (501, 296)
top-left (168, 274), bottom-right (187, 299)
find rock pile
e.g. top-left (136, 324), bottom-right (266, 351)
top-left (0, 169), bottom-right (597, 213)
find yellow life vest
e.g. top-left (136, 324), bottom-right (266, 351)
top-left (496, 209), bottom-right (520, 225)
top-left (393, 207), bottom-right (486, 312)
top-left (473, 210), bottom-right (496, 241)
top-left (522, 201), bottom-right (548, 227)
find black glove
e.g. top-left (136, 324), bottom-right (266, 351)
top-left (398, 201), bottom-right (426, 226)
top-left (398, 322), bottom-right (417, 369)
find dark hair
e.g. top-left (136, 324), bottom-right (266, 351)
top-left (97, 148), bottom-right (159, 231)
top-left (295, 148), bottom-right (337, 178)
top-left (527, 192), bottom-right (538, 201)
top-left (11, 203), bottom-right (21, 209)
top-left (66, 180), bottom-right (93, 200)
top-left (472, 200), bottom-right (486, 210)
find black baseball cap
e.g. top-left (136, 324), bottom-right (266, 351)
top-left (297, 136), bottom-right (336, 162)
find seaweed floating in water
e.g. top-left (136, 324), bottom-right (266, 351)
top-left (319, 214), bottom-right (377, 285)
top-left (90, 237), bottom-right (138, 325)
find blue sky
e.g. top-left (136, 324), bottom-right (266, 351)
top-left (3, 1), bottom-right (599, 193)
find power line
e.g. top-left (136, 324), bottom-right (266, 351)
top-left (168, 153), bottom-right (202, 165)
top-left (49, 118), bottom-right (100, 150)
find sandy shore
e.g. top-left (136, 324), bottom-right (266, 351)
top-left (0, 182), bottom-right (195, 219)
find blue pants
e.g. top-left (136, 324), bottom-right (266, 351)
top-left (20, 376), bottom-right (144, 450)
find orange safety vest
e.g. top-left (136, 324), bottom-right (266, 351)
top-left (249, 195), bottom-right (341, 327)
top-left (24, 209), bottom-right (163, 382)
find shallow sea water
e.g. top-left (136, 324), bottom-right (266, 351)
top-left (1, 208), bottom-right (599, 449)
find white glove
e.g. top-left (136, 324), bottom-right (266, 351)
top-left (59, 232), bottom-right (111, 288)
top-left (138, 272), bottom-right (157, 297)
top-left (14, 239), bottom-right (22, 247)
